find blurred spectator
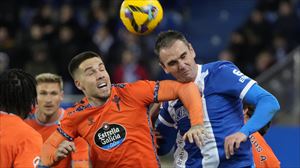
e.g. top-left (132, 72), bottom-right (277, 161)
top-left (274, 1), bottom-right (300, 46)
top-left (92, 25), bottom-right (114, 57)
top-left (112, 49), bottom-right (149, 83)
top-left (1, 0), bottom-right (298, 94)
top-left (254, 50), bottom-right (275, 77)
top-left (0, 26), bottom-right (15, 50)
top-left (53, 25), bottom-right (80, 81)
top-left (272, 33), bottom-right (292, 62)
top-left (24, 44), bottom-right (57, 77)
top-left (88, 1), bottom-right (109, 34)
top-left (0, 52), bottom-right (9, 74)
top-left (0, 25), bottom-right (17, 69)
top-left (227, 30), bottom-right (255, 76)
top-left (32, 4), bottom-right (55, 40)
top-left (59, 4), bottom-right (77, 27)
top-left (243, 9), bottom-right (272, 54)
top-left (218, 49), bottom-right (236, 63)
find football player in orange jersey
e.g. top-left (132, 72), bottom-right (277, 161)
top-left (25, 73), bottom-right (90, 168)
top-left (0, 69), bottom-right (43, 168)
top-left (39, 51), bottom-right (208, 168)
top-left (243, 104), bottom-right (280, 168)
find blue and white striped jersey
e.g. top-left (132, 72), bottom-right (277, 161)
top-left (157, 61), bottom-right (256, 168)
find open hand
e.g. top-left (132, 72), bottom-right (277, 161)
top-left (183, 124), bottom-right (210, 148)
top-left (224, 132), bottom-right (247, 159)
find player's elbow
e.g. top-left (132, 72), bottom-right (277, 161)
top-left (271, 95), bottom-right (280, 113)
top-left (264, 94), bottom-right (280, 115)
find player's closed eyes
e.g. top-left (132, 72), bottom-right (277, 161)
top-left (86, 70), bottom-right (95, 76)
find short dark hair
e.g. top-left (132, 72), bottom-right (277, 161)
top-left (0, 69), bottom-right (37, 119)
top-left (154, 30), bottom-right (189, 56)
top-left (68, 51), bottom-right (101, 78)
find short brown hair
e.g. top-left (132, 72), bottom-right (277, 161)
top-left (35, 73), bottom-right (63, 90)
top-left (68, 51), bottom-right (101, 78)
top-left (154, 30), bottom-right (190, 56)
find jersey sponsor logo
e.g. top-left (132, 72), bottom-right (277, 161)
top-left (174, 106), bottom-right (188, 122)
top-left (233, 69), bottom-right (248, 83)
top-left (94, 123), bottom-right (127, 150)
top-left (33, 156), bottom-right (40, 168)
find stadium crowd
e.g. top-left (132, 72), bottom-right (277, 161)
top-left (0, 0), bottom-right (299, 94)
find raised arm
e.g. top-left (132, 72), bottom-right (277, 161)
top-left (157, 80), bottom-right (203, 126)
top-left (157, 80), bottom-right (209, 147)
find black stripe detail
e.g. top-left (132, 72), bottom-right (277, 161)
top-left (57, 127), bottom-right (73, 141)
top-left (154, 81), bottom-right (160, 103)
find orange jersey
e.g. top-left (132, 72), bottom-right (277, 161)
top-left (25, 108), bottom-right (89, 168)
top-left (41, 80), bottom-right (203, 167)
top-left (0, 111), bottom-right (43, 168)
top-left (250, 132), bottom-right (280, 168)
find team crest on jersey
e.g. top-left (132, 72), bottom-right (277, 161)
top-left (94, 123), bottom-right (127, 150)
top-left (175, 106), bottom-right (189, 121)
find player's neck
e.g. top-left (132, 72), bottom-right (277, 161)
top-left (36, 109), bottom-right (60, 124)
top-left (191, 64), bottom-right (199, 82)
top-left (88, 97), bottom-right (108, 107)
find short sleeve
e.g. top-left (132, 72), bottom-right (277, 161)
top-left (208, 62), bottom-right (256, 99)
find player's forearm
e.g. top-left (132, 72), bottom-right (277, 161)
top-left (158, 80), bottom-right (203, 126)
top-left (178, 82), bottom-right (204, 126)
top-left (40, 131), bottom-right (66, 166)
top-left (240, 85), bottom-right (280, 136)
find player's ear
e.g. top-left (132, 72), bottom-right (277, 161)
top-left (188, 43), bottom-right (196, 59)
top-left (74, 80), bottom-right (84, 91)
top-left (60, 90), bottom-right (64, 101)
top-left (159, 62), bottom-right (169, 74)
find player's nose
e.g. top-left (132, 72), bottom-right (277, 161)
top-left (178, 60), bottom-right (186, 70)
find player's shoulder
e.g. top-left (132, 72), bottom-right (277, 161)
top-left (114, 80), bottom-right (154, 88)
top-left (113, 80), bottom-right (155, 93)
top-left (65, 98), bottom-right (92, 117)
top-left (202, 61), bottom-right (237, 71)
top-left (112, 83), bottom-right (127, 88)
top-left (9, 119), bottom-right (42, 141)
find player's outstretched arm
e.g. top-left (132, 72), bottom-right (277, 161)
top-left (158, 80), bottom-right (210, 146)
top-left (157, 80), bottom-right (203, 126)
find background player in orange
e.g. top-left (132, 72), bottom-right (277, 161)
top-left (39, 51), bottom-right (208, 167)
top-left (25, 73), bottom-right (90, 168)
top-left (0, 69), bottom-right (43, 168)
top-left (243, 104), bottom-right (280, 168)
